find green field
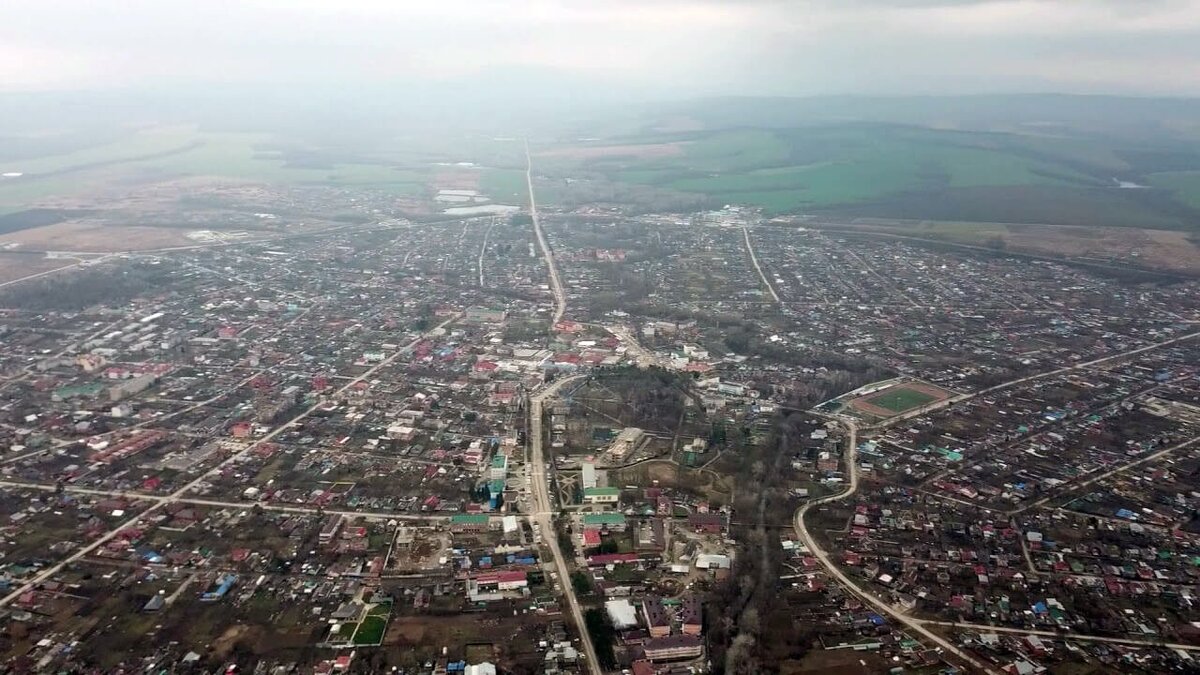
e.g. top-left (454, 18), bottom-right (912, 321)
top-left (682, 129), bottom-right (791, 172)
top-left (0, 126), bottom-right (432, 212)
top-left (2, 126), bottom-right (200, 174)
top-left (586, 127), bottom-right (1104, 215)
top-left (552, 123), bottom-right (1200, 227)
top-left (1148, 171), bottom-right (1200, 210)
top-left (864, 387), bottom-right (938, 413)
top-left (479, 167), bottom-right (528, 202)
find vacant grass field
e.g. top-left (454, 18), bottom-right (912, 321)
top-left (351, 602), bottom-right (392, 645)
top-left (478, 167), bottom-right (528, 202)
top-left (353, 615), bottom-right (388, 645)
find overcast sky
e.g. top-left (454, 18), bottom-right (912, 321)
top-left (3, 0), bottom-right (1200, 97)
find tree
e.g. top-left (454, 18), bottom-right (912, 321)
top-left (571, 571), bottom-right (594, 596)
top-left (584, 608), bottom-right (618, 669)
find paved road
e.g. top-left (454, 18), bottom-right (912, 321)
top-left (792, 421), bottom-right (1000, 674)
top-left (973, 330), bottom-right (1200, 400)
top-left (1019, 435), bottom-right (1200, 514)
top-left (0, 480), bottom-right (469, 522)
top-left (606, 324), bottom-right (667, 369)
top-left (0, 221), bottom-right (411, 291)
top-left (0, 314), bottom-right (461, 609)
top-left (0, 256), bottom-right (102, 289)
top-left (742, 226), bottom-right (780, 304)
top-left (525, 141), bottom-right (566, 325)
top-left (794, 329), bottom-right (1200, 671)
top-left (528, 375), bottom-right (601, 675)
top-left (478, 216), bottom-right (496, 287)
top-left (523, 142), bottom-right (601, 673)
top-left (849, 329), bottom-right (1200, 435)
top-left (922, 621), bottom-right (1200, 652)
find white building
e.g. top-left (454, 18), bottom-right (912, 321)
top-left (694, 554), bottom-right (732, 570)
top-left (605, 599), bottom-right (638, 629)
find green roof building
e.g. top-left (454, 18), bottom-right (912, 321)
top-left (582, 513), bottom-right (627, 527)
top-left (582, 487), bottom-right (620, 504)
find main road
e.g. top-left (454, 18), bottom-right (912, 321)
top-left (527, 375), bottom-right (600, 674)
top-left (523, 143), bottom-right (602, 674)
top-left (742, 226), bottom-right (780, 304)
top-left (526, 140), bottom-right (567, 325)
top-left (605, 324), bottom-right (667, 369)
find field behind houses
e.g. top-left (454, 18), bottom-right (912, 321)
top-left (537, 119), bottom-right (1200, 230)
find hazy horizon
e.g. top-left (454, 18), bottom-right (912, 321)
top-left (4, 0), bottom-right (1200, 98)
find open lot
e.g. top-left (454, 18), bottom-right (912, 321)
top-left (0, 252), bottom-right (78, 283)
top-left (0, 221), bottom-right (201, 252)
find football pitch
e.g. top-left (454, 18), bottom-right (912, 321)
top-left (863, 387), bottom-right (938, 413)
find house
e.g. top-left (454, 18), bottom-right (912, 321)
top-left (680, 595), bottom-right (702, 635)
top-left (643, 635), bottom-right (703, 662)
top-left (642, 596), bottom-right (671, 638)
top-left (386, 425), bottom-right (418, 441)
top-left (473, 360), bottom-right (500, 375)
top-left (687, 513), bottom-right (725, 534)
top-left (200, 574), bottom-right (237, 602)
top-left (467, 571), bottom-right (528, 602)
top-left (318, 515), bottom-right (343, 545)
top-left (586, 552), bottom-right (640, 567)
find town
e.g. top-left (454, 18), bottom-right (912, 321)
top-left (1, 157), bottom-right (1199, 675)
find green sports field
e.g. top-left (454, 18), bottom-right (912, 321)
top-left (863, 388), bottom-right (938, 413)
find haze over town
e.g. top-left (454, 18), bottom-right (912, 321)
top-left (1, 2), bottom-right (1200, 674)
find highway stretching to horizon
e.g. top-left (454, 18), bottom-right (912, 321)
top-left (524, 140), bottom-right (604, 675)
